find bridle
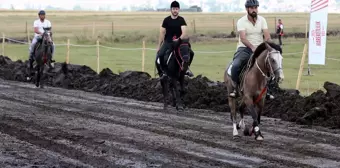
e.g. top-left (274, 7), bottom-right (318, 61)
top-left (41, 31), bottom-right (53, 63)
top-left (255, 50), bottom-right (282, 80)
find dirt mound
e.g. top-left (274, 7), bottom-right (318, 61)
top-left (0, 55), bottom-right (340, 129)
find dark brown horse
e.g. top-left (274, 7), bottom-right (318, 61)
top-left (224, 41), bottom-right (284, 141)
top-left (27, 27), bottom-right (54, 88)
top-left (159, 38), bottom-right (191, 111)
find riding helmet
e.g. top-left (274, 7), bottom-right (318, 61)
top-left (245, 0), bottom-right (259, 8)
top-left (170, 1), bottom-right (180, 9)
top-left (38, 10), bottom-right (46, 15)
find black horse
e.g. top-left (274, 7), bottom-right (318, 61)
top-left (157, 38), bottom-right (191, 111)
top-left (27, 27), bottom-right (54, 88)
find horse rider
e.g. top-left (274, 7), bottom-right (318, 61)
top-left (28, 10), bottom-right (55, 68)
top-left (230, 0), bottom-right (275, 99)
top-left (156, 0), bottom-right (194, 79)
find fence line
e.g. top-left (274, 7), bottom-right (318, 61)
top-left (3, 37), bottom-right (304, 55)
top-left (1, 35), bottom-right (339, 75)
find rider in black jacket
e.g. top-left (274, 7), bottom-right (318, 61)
top-left (156, 1), bottom-right (194, 79)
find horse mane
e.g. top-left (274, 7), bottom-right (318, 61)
top-left (249, 41), bottom-right (282, 69)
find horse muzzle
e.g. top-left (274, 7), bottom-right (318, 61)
top-left (275, 70), bottom-right (284, 84)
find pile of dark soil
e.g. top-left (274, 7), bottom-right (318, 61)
top-left (0, 55), bottom-right (339, 129)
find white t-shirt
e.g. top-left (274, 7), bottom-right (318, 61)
top-left (236, 15), bottom-right (268, 49)
top-left (279, 24), bottom-right (283, 29)
top-left (33, 19), bottom-right (52, 37)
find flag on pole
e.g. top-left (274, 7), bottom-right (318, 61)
top-left (308, 0), bottom-right (329, 65)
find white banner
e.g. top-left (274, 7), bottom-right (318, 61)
top-left (308, 0), bottom-right (329, 65)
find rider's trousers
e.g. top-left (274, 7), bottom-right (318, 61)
top-left (230, 47), bottom-right (253, 84)
top-left (156, 41), bottom-right (173, 75)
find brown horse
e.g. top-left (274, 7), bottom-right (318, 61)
top-left (224, 41), bottom-right (284, 141)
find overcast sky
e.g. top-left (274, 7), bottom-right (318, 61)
top-left (0, 0), bottom-right (201, 10)
top-left (0, 0), bottom-right (338, 12)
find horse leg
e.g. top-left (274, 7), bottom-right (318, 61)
top-left (256, 98), bottom-right (265, 125)
top-left (179, 73), bottom-right (186, 109)
top-left (172, 79), bottom-right (183, 111)
top-left (160, 77), bottom-right (169, 110)
top-left (36, 64), bottom-right (40, 88)
top-left (228, 96), bottom-right (239, 137)
top-left (237, 102), bottom-right (246, 130)
top-left (39, 64), bottom-right (45, 88)
top-left (169, 81), bottom-right (176, 107)
top-left (243, 95), bottom-right (263, 141)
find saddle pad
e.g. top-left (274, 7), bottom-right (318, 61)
top-left (156, 52), bottom-right (173, 65)
top-left (227, 62), bottom-right (233, 76)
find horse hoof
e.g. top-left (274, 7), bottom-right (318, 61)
top-left (172, 102), bottom-right (176, 107)
top-left (176, 106), bottom-right (184, 111)
top-left (40, 85), bottom-right (44, 89)
top-left (243, 126), bottom-right (251, 136)
top-left (233, 135), bottom-right (241, 139)
top-left (255, 135), bottom-right (264, 141)
top-left (236, 123), bottom-right (241, 130)
top-left (163, 104), bottom-right (168, 110)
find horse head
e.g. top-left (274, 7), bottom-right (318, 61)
top-left (42, 27), bottom-right (53, 47)
top-left (263, 42), bottom-right (284, 83)
top-left (172, 38), bottom-right (191, 72)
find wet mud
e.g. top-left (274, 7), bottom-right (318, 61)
top-left (0, 78), bottom-right (340, 167)
top-left (1, 55), bottom-right (340, 130)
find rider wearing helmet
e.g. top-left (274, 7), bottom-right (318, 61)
top-left (230, 0), bottom-right (275, 99)
top-left (28, 10), bottom-right (55, 68)
top-left (156, 0), bottom-right (194, 79)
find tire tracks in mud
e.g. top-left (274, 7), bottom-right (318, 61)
top-left (0, 96), bottom-right (256, 168)
top-left (0, 132), bottom-right (89, 168)
top-left (0, 115), bottom-right (182, 168)
top-left (0, 116), bottom-right (123, 168)
top-left (0, 91), bottom-right (335, 167)
top-left (1, 80), bottom-right (340, 167)
top-left (0, 85), bottom-right (337, 167)
top-left (4, 79), bottom-right (340, 148)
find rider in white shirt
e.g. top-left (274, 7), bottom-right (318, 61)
top-left (29, 10), bottom-right (55, 66)
top-left (230, 0), bottom-right (276, 99)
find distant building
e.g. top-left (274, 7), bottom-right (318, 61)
top-left (156, 5), bottom-right (202, 12)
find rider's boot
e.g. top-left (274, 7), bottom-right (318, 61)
top-left (230, 82), bottom-right (240, 98)
top-left (185, 68), bottom-right (194, 77)
top-left (51, 43), bottom-right (55, 63)
top-left (161, 68), bottom-right (168, 80)
top-left (159, 63), bottom-right (168, 80)
top-left (266, 92), bottom-right (275, 100)
top-left (28, 52), bottom-right (34, 70)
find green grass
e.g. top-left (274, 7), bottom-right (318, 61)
top-left (1, 11), bottom-right (340, 44)
top-left (2, 37), bottom-right (340, 96)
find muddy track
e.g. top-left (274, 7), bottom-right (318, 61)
top-left (0, 79), bottom-right (340, 167)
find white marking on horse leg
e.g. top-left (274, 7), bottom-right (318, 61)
top-left (233, 123), bottom-right (238, 136)
top-left (239, 119), bottom-right (245, 129)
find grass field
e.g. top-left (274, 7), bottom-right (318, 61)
top-left (1, 10), bottom-right (340, 95)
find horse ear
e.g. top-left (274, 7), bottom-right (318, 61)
top-left (265, 42), bottom-right (273, 51)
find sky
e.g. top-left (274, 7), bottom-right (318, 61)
top-left (0, 0), bottom-right (338, 12)
top-left (0, 0), bottom-right (184, 10)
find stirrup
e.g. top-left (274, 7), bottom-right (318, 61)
top-left (185, 69), bottom-right (194, 77)
top-left (229, 89), bottom-right (237, 97)
top-left (266, 93), bottom-right (275, 100)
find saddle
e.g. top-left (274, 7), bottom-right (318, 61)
top-left (33, 38), bottom-right (53, 56)
top-left (158, 39), bottom-right (191, 68)
top-left (227, 54), bottom-right (255, 91)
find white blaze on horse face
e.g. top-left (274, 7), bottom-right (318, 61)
top-left (270, 51), bottom-right (284, 81)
